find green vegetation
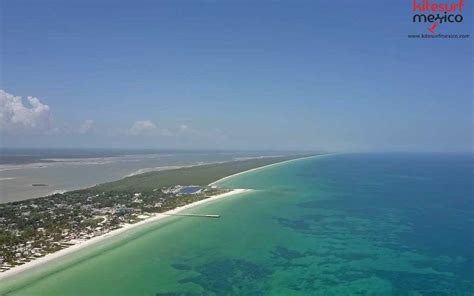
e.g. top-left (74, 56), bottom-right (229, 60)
top-left (0, 154), bottom-right (313, 271)
top-left (0, 187), bottom-right (227, 268)
top-left (88, 155), bottom-right (311, 193)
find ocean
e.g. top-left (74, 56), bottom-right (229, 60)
top-left (0, 153), bottom-right (472, 295)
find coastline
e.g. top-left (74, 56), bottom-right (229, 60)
top-left (0, 155), bottom-right (292, 204)
top-left (0, 188), bottom-right (251, 282)
top-left (0, 153), bottom-right (321, 283)
top-left (209, 154), bottom-right (329, 186)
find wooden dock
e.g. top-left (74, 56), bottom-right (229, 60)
top-left (163, 213), bottom-right (220, 218)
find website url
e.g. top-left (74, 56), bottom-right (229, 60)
top-left (408, 33), bottom-right (470, 39)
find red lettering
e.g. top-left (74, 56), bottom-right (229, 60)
top-left (413, 0), bottom-right (422, 11)
top-left (458, 0), bottom-right (465, 12)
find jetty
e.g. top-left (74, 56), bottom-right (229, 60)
top-left (163, 213), bottom-right (220, 218)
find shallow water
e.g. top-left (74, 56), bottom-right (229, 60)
top-left (1, 153), bottom-right (472, 295)
top-left (0, 150), bottom-right (284, 203)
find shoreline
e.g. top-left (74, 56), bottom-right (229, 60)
top-left (209, 154), bottom-right (330, 186)
top-left (0, 188), bottom-right (251, 282)
top-left (1, 155), bottom-right (293, 204)
top-left (0, 153), bottom-right (322, 283)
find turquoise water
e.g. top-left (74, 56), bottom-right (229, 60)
top-left (1, 154), bottom-right (473, 295)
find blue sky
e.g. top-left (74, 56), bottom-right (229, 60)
top-left (1, 0), bottom-right (472, 152)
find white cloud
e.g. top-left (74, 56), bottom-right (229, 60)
top-left (177, 124), bottom-right (200, 135)
top-left (0, 90), bottom-right (53, 133)
top-left (122, 119), bottom-right (231, 146)
top-left (126, 120), bottom-right (172, 136)
top-left (126, 121), bottom-right (208, 138)
top-left (128, 120), bottom-right (156, 135)
top-left (78, 120), bottom-right (94, 134)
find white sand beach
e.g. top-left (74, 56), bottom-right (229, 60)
top-left (209, 154), bottom-right (324, 186)
top-left (0, 154), bottom-right (318, 282)
top-left (0, 188), bottom-right (251, 282)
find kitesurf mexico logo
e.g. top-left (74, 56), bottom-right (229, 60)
top-left (412, 0), bottom-right (465, 33)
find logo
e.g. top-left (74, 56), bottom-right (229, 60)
top-left (412, 0), bottom-right (465, 33)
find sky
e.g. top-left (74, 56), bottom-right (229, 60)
top-left (1, 0), bottom-right (472, 152)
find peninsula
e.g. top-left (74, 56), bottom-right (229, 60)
top-left (0, 155), bottom-right (312, 276)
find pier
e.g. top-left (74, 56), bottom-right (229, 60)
top-left (163, 213), bottom-right (220, 218)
